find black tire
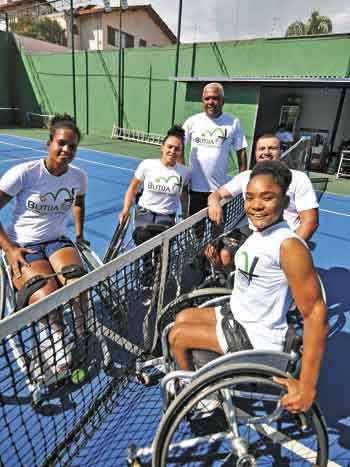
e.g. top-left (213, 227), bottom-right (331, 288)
top-left (153, 365), bottom-right (328, 466)
top-left (157, 287), bottom-right (231, 337)
top-left (103, 214), bottom-right (131, 263)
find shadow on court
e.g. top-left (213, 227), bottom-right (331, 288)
top-left (316, 267), bottom-right (350, 456)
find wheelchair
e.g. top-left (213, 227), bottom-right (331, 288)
top-left (127, 287), bottom-right (329, 467)
top-left (0, 240), bottom-right (120, 410)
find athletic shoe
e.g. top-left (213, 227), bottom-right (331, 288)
top-left (37, 325), bottom-right (74, 382)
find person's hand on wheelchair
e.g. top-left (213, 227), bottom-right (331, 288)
top-left (5, 245), bottom-right (36, 279)
top-left (208, 202), bottom-right (224, 225)
top-left (118, 209), bottom-right (129, 224)
top-left (274, 376), bottom-right (316, 413)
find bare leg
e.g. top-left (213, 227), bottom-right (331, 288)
top-left (49, 246), bottom-right (87, 337)
top-left (168, 307), bottom-right (223, 371)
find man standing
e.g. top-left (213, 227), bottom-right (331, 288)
top-left (182, 82), bottom-right (247, 216)
top-left (208, 134), bottom-right (319, 241)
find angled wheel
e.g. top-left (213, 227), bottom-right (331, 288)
top-left (152, 364), bottom-right (328, 466)
top-left (157, 287), bottom-right (231, 338)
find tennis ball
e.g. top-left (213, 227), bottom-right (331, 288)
top-left (71, 368), bottom-right (85, 384)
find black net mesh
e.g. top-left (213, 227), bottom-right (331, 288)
top-left (0, 195), bottom-right (244, 466)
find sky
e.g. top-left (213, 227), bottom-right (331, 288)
top-left (111, 0), bottom-right (350, 43)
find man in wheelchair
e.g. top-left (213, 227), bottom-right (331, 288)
top-left (169, 160), bottom-right (328, 414)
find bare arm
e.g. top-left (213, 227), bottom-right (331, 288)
top-left (236, 148), bottom-right (247, 172)
top-left (207, 186), bottom-right (232, 225)
top-left (73, 194), bottom-right (86, 241)
top-left (276, 238), bottom-right (328, 412)
top-left (119, 176), bottom-right (142, 223)
top-left (295, 208), bottom-right (319, 240)
top-left (0, 190), bottom-right (34, 278)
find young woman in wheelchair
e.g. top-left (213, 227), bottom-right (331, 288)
top-left (0, 114), bottom-right (88, 376)
top-left (169, 160), bottom-right (328, 414)
top-left (119, 125), bottom-right (190, 291)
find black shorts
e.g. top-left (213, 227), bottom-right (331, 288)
top-left (189, 191), bottom-right (211, 216)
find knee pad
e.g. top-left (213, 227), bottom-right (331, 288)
top-left (15, 275), bottom-right (48, 311)
top-left (61, 264), bottom-right (86, 280)
top-left (132, 224), bottom-right (167, 246)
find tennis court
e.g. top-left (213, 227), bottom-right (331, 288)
top-left (0, 133), bottom-right (349, 466)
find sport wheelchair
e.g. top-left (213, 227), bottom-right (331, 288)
top-left (0, 240), bottom-right (121, 410)
top-left (127, 287), bottom-right (329, 467)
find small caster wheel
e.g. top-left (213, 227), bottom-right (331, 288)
top-left (127, 444), bottom-right (142, 466)
top-left (126, 459), bottom-right (142, 467)
top-left (136, 372), bottom-right (151, 386)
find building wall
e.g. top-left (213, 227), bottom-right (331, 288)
top-left (0, 31), bottom-right (11, 115)
top-left (334, 90), bottom-right (350, 150)
top-left (76, 9), bottom-right (173, 51)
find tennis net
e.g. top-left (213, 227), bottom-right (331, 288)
top-left (0, 194), bottom-right (244, 467)
top-left (26, 112), bottom-right (55, 129)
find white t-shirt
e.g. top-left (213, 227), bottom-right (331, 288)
top-left (230, 221), bottom-right (306, 351)
top-left (223, 169), bottom-right (318, 231)
top-left (135, 159), bottom-right (191, 215)
top-left (183, 112), bottom-right (247, 192)
top-left (0, 159), bottom-right (87, 244)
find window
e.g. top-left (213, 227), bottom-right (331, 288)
top-left (106, 25), bottom-right (134, 48)
top-left (139, 38), bottom-right (146, 47)
top-left (107, 25), bottom-right (117, 46)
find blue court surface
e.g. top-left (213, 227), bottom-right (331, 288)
top-left (0, 134), bottom-right (349, 466)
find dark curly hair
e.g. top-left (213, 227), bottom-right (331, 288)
top-left (162, 124), bottom-right (185, 146)
top-left (49, 113), bottom-right (81, 142)
top-left (249, 160), bottom-right (292, 195)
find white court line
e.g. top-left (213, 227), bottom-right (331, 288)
top-left (0, 139), bottom-right (134, 172)
top-left (320, 208), bottom-right (350, 217)
top-left (0, 157), bottom-right (41, 163)
top-left (0, 133), bottom-right (143, 161)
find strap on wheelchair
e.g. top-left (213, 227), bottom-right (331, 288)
top-left (61, 264), bottom-right (86, 279)
top-left (15, 265), bottom-right (86, 311)
top-left (15, 275), bottom-right (48, 311)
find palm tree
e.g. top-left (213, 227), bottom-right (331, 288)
top-left (306, 10), bottom-right (332, 35)
top-left (285, 10), bottom-right (332, 37)
top-left (286, 20), bottom-right (307, 37)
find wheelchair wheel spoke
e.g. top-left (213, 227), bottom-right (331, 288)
top-left (153, 371), bottom-right (328, 466)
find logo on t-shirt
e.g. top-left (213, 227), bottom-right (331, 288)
top-left (194, 128), bottom-right (227, 147)
top-left (147, 175), bottom-right (183, 194)
top-left (235, 250), bottom-right (259, 288)
top-left (27, 187), bottom-right (77, 214)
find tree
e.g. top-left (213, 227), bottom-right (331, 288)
top-left (12, 15), bottom-right (67, 46)
top-left (285, 10), bottom-right (332, 37)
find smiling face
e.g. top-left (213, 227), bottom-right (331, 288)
top-left (245, 174), bottom-right (289, 231)
top-left (255, 136), bottom-right (281, 162)
top-left (46, 128), bottom-right (79, 174)
top-left (160, 135), bottom-right (183, 167)
top-left (202, 85), bottom-right (224, 118)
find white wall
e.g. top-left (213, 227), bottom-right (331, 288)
top-left (256, 87), bottom-right (343, 150)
